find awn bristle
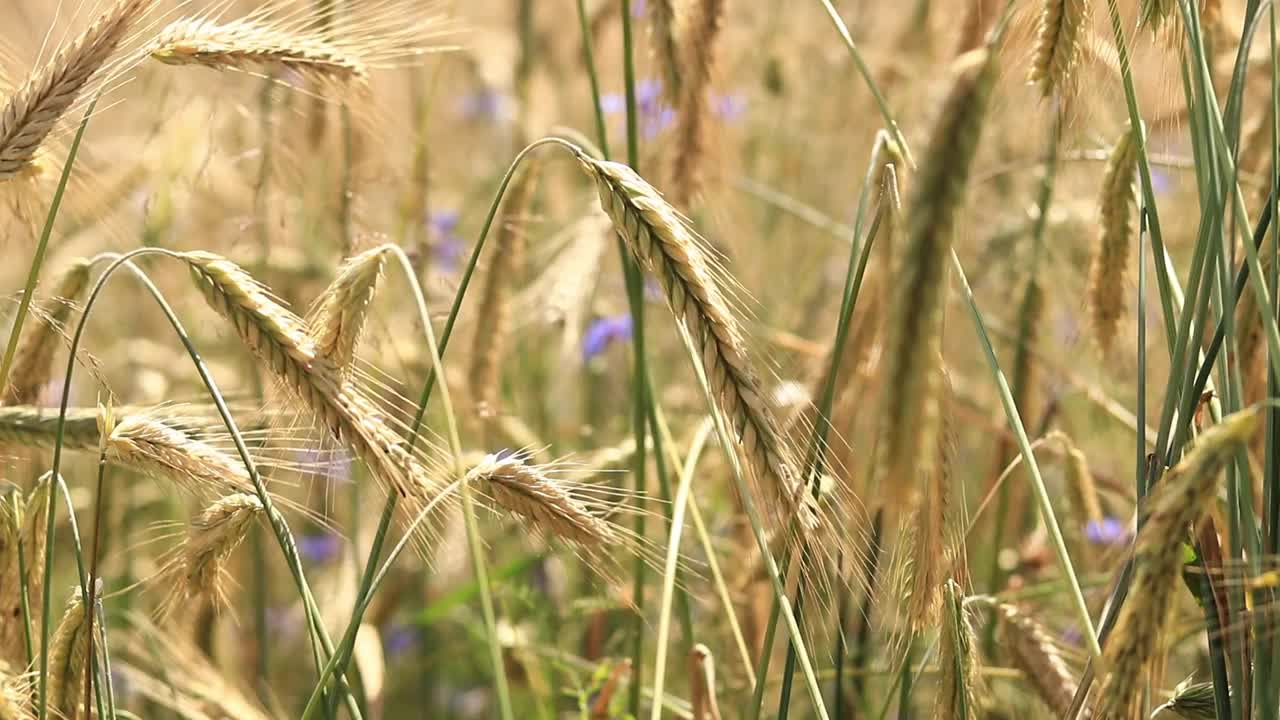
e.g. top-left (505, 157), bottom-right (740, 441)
top-left (148, 18), bottom-right (367, 81)
top-left (1086, 125), bottom-right (1138, 355)
top-left (996, 603), bottom-right (1078, 716)
top-left (935, 579), bottom-right (983, 720)
top-left (469, 161), bottom-right (538, 417)
top-left (1151, 678), bottom-right (1216, 720)
top-left (689, 644), bottom-right (722, 720)
top-left (648, 0), bottom-right (682, 98)
top-left (0, 0), bottom-right (151, 181)
top-left (1, 260), bottom-right (92, 406)
top-left (467, 453), bottom-right (618, 546)
top-left (1093, 408), bottom-right (1261, 720)
top-left (162, 493), bottom-right (264, 612)
top-left (1028, 0), bottom-right (1090, 97)
top-left (45, 590), bottom-right (89, 719)
top-left (310, 245), bottom-right (388, 378)
top-left (875, 49), bottom-right (995, 513)
top-left (0, 670), bottom-right (29, 720)
top-left (578, 155), bottom-right (817, 533)
top-left (669, 0), bottom-right (726, 203)
top-left (1138, 0), bottom-right (1177, 30)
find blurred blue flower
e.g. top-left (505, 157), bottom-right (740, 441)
top-left (601, 79), bottom-right (674, 139)
top-left (298, 531), bottom-right (343, 564)
top-left (458, 88), bottom-right (512, 123)
top-left (1150, 166), bottom-right (1174, 195)
top-left (632, 0), bottom-right (647, 16)
top-left (583, 315), bottom-right (633, 361)
top-left (384, 623), bottom-right (421, 656)
top-left (713, 92), bottom-right (748, 122)
top-left (643, 276), bottom-right (663, 302)
top-left (297, 448), bottom-right (352, 484)
top-left (428, 210), bottom-right (466, 273)
top-left (267, 606), bottom-right (303, 641)
top-left (1085, 517), bottom-right (1130, 546)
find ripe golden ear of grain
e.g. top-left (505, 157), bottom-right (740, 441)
top-left (1028, 0), bottom-right (1090, 97)
top-left (935, 579), bottom-right (984, 720)
top-left (997, 603), bottom-right (1079, 716)
top-left (1087, 125), bottom-right (1139, 355)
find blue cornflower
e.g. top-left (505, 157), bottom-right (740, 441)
top-left (458, 87), bottom-right (512, 123)
top-left (600, 79), bottom-right (674, 138)
top-left (384, 624), bottom-right (421, 656)
top-left (583, 315), bottom-right (634, 362)
top-left (1085, 517), bottom-right (1130, 546)
top-left (297, 531), bottom-right (343, 564)
top-left (297, 448), bottom-right (353, 484)
top-left (427, 209), bottom-right (466, 273)
top-left (713, 92), bottom-right (748, 122)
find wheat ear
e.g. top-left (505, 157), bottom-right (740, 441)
top-left (309, 245), bottom-right (388, 378)
top-left (1094, 408), bottom-right (1261, 720)
top-left (44, 590), bottom-right (89, 719)
top-left (148, 18), bottom-right (366, 81)
top-left (996, 603), bottom-right (1079, 716)
top-left (578, 155), bottom-right (816, 532)
top-left (876, 48), bottom-right (995, 511)
top-left (1087, 125), bottom-right (1139, 355)
top-left (1028, 0), bottom-right (1090, 97)
top-left (469, 161), bottom-right (538, 416)
top-left (1, 260), bottom-right (92, 406)
top-left (669, 0), bottom-right (725, 202)
top-left (0, 669), bottom-right (29, 720)
top-left (648, 0), bottom-right (682, 98)
top-left (935, 579), bottom-right (983, 720)
top-left (0, 0), bottom-right (151, 181)
top-left (160, 493), bottom-right (264, 612)
top-left (0, 488), bottom-right (28, 667)
top-left (466, 453), bottom-right (618, 546)
top-left (1051, 431), bottom-right (1104, 530)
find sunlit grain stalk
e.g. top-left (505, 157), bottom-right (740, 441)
top-left (935, 580), bottom-right (983, 719)
top-left (669, 0), bottom-right (725, 202)
top-left (577, 155), bottom-right (817, 532)
top-left (0, 0), bottom-right (151, 180)
top-left (1087, 125), bottom-right (1139, 354)
top-left (875, 48), bottom-right (996, 512)
top-left (1028, 0), bottom-right (1090, 97)
top-left (147, 18), bottom-right (367, 81)
top-left (310, 244), bottom-right (387, 378)
top-left (996, 603), bottom-right (1078, 716)
top-left (1093, 408), bottom-right (1260, 719)
top-left (466, 453), bottom-right (617, 546)
top-left (1, 260), bottom-right (91, 406)
top-left (468, 161), bottom-right (538, 416)
top-left (160, 493), bottom-right (264, 612)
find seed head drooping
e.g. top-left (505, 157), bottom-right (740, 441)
top-left (147, 18), bottom-right (367, 81)
top-left (1028, 0), bottom-right (1091, 97)
top-left (2, 259), bottom-right (92, 406)
top-left (1087, 125), bottom-right (1139, 355)
top-left (467, 453), bottom-right (618, 546)
top-left (45, 590), bottom-right (90, 719)
top-left (578, 154), bottom-right (817, 533)
top-left (161, 493), bottom-right (264, 612)
top-left (1094, 408), bottom-right (1261, 720)
top-left (997, 603), bottom-right (1079, 716)
top-left (669, 0), bottom-right (726, 203)
top-left (309, 245), bottom-right (388, 378)
top-left (935, 579), bottom-right (983, 720)
top-left (876, 49), bottom-right (996, 512)
top-left (0, 0), bottom-right (152, 181)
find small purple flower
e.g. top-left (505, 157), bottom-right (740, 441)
top-left (427, 210), bottom-right (466, 273)
top-left (1150, 166), bottom-right (1175, 195)
top-left (1085, 517), bottom-right (1130, 546)
top-left (1061, 626), bottom-right (1082, 647)
top-left (298, 531), bottom-right (343, 564)
top-left (713, 92), bottom-right (748, 122)
top-left (601, 79), bottom-right (674, 138)
top-left (643, 276), bottom-right (663, 302)
top-left (267, 606), bottom-right (303, 641)
top-left (384, 624), bottom-right (420, 656)
top-left (297, 448), bottom-right (353, 485)
top-left (458, 88), bottom-right (512, 123)
top-left (583, 314), bottom-right (634, 362)
top-left (632, 0), bottom-right (647, 16)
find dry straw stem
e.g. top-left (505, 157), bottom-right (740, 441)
top-left (578, 155), bottom-right (817, 533)
top-left (1028, 0), bottom-right (1090, 97)
top-left (669, 0), bottom-right (725, 203)
top-left (1093, 407), bottom-right (1261, 720)
top-left (935, 579), bottom-right (983, 720)
top-left (181, 251), bottom-right (449, 528)
top-left (468, 160), bottom-right (538, 416)
top-left (310, 244), bottom-right (388, 378)
top-left (44, 591), bottom-right (88, 720)
top-left (648, 0), bottom-right (682, 98)
top-left (875, 48), bottom-right (995, 512)
top-left (1087, 125), bottom-right (1139, 355)
top-left (160, 493), bottom-right (264, 611)
top-left (0, 0), bottom-right (151, 181)
top-left (996, 603), bottom-right (1078, 716)
top-left (688, 644), bottom-right (722, 720)
top-left (1, 260), bottom-right (92, 406)
top-left (466, 453), bottom-right (618, 546)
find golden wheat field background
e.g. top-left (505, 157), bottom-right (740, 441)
top-left (0, 0), bottom-right (1275, 718)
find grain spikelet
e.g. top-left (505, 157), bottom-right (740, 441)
top-left (158, 493), bottom-right (264, 613)
top-left (469, 161), bottom-right (538, 416)
top-left (649, 0), bottom-right (682, 98)
top-left (876, 49), bottom-right (995, 512)
top-left (0, 488), bottom-right (27, 667)
top-left (102, 413), bottom-right (254, 496)
top-left (45, 590), bottom-right (89, 719)
top-left (1028, 0), bottom-right (1090, 97)
top-left (689, 644), bottom-right (722, 720)
top-left (309, 245), bottom-right (388, 378)
top-left (1051, 431), bottom-right (1104, 530)
top-left (149, 17), bottom-right (366, 81)
top-left (467, 453), bottom-right (618, 546)
top-left (577, 155), bottom-right (817, 533)
top-left (1093, 408), bottom-right (1261, 720)
top-left (1087, 125), bottom-right (1138, 355)
top-left (1151, 678), bottom-right (1216, 720)
top-left (1139, 0), bottom-right (1177, 30)
top-left (1, 259), bottom-right (92, 406)
top-left (670, 0), bottom-right (725, 202)
top-left (935, 579), bottom-right (983, 720)
top-left (0, 0), bottom-right (152, 181)
top-left (0, 669), bottom-right (29, 720)
top-left (996, 603), bottom-right (1078, 716)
